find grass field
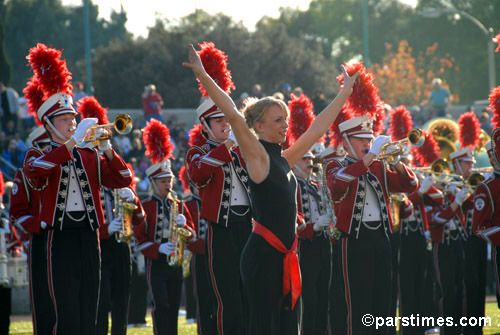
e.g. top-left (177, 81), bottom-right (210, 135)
top-left (8, 303), bottom-right (500, 334)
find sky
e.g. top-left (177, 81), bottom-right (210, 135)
top-left (62, 0), bottom-right (418, 38)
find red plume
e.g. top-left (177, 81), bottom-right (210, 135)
top-left (328, 106), bottom-right (354, 149)
top-left (488, 86), bottom-right (500, 129)
top-left (371, 101), bottom-right (387, 135)
top-left (412, 130), bottom-right (440, 167)
top-left (179, 166), bottom-right (190, 193)
top-left (142, 119), bottom-right (174, 164)
top-left (77, 96), bottom-right (110, 125)
top-left (458, 111), bottom-right (481, 149)
top-left (337, 62), bottom-right (379, 113)
top-left (23, 77), bottom-right (44, 125)
top-left (287, 94), bottom-right (315, 146)
top-left (26, 43), bottom-right (72, 97)
top-left (0, 171), bottom-right (4, 197)
top-left (389, 105), bottom-right (414, 141)
top-left (188, 123), bottom-right (207, 147)
top-left (197, 42), bottom-right (236, 97)
top-left (493, 30), bottom-right (500, 53)
top-left (126, 163), bottom-right (137, 191)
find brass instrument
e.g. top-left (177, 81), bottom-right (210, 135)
top-left (167, 192), bottom-right (193, 267)
top-left (413, 159), bottom-right (463, 182)
top-left (379, 128), bottom-right (424, 163)
top-left (469, 167), bottom-right (493, 173)
top-left (390, 193), bottom-right (404, 232)
top-left (447, 172), bottom-right (485, 190)
top-left (85, 113), bottom-right (133, 143)
top-left (314, 158), bottom-right (341, 239)
top-left (114, 189), bottom-right (137, 244)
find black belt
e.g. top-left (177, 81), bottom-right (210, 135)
top-left (361, 221), bottom-right (382, 230)
top-left (229, 206), bottom-right (251, 221)
top-left (62, 211), bottom-right (90, 229)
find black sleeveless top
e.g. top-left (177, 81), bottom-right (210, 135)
top-left (249, 140), bottom-right (297, 249)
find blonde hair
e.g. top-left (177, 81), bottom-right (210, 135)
top-left (242, 96), bottom-right (288, 130)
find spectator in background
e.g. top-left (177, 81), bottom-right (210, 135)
top-left (282, 83), bottom-right (292, 102)
top-left (272, 92), bottom-right (284, 101)
top-left (235, 92), bottom-right (249, 111)
top-left (292, 86), bottom-right (303, 97)
top-left (0, 82), bottom-right (20, 133)
top-left (141, 84), bottom-right (165, 124)
top-left (17, 97), bottom-right (36, 134)
top-left (251, 84), bottom-right (264, 99)
top-left (312, 89), bottom-right (328, 115)
top-left (73, 81), bottom-right (89, 107)
top-left (129, 129), bottom-right (144, 158)
top-left (113, 133), bottom-right (132, 160)
top-left (480, 109), bottom-right (492, 135)
top-left (426, 78), bottom-right (451, 118)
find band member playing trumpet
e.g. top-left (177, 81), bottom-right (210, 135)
top-left (473, 131), bottom-right (500, 309)
top-left (22, 44), bottom-right (133, 335)
top-left (133, 119), bottom-right (195, 335)
top-left (9, 126), bottom-right (54, 335)
top-left (326, 115), bottom-right (418, 335)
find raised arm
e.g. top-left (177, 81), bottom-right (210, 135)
top-left (283, 66), bottom-right (358, 167)
top-left (183, 44), bottom-right (269, 183)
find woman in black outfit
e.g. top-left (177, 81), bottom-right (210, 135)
top-left (183, 44), bottom-right (358, 334)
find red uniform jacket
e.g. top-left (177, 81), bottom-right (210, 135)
top-left (429, 191), bottom-right (467, 244)
top-left (184, 194), bottom-right (207, 255)
top-left (326, 156), bottom-right (418, 236)
top-left (9, 169), bottom-right (43, 238)
top-left (23, 142), bottom-right (132, 230)
top-left (186, 139), bottom-right (250, 226)
top-left (133, 194), bottom-right (195, 260)
top-left (472, 172), bottom-right (500, 245)
top-left (400, 186), bottom-right (444, 235)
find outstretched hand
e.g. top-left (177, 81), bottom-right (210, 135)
top-left (182, 44), bottom-right (206, 77)
top-left (341, 65), bottom-right (359, 91)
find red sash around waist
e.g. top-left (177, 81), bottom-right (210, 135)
top-left (252, 220), bottom-right (302, 309)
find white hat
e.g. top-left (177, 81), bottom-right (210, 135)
top-left (146, 160), bottom-right (174, 179)
top-left (196, 97), bottom-right (224, 121)
top-left (37, 93), bottom-right (76, 124)
top-left (339, 115), bottom-right (374, 139)
top-left (450, 147), bottom-right (475, 163)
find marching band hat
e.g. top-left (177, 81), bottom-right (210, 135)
top-left (146, 160), bottom-right (174, 179)
top-left (450, 147), bottom-right (475, 163)
top-left (28, 126), bottom-right (50, 147)
top-left (339, 115), bottom-right (374, 139)
top-left (37, 92), bottom-right (76, 124)
top-left (196, 97), bottom-right (224, 121)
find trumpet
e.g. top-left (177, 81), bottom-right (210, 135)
top-left (379, 128), bottom-right (424, 163)
top-left (85, 113), bottom-right (133, 143)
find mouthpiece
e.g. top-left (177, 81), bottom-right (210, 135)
top-left (363, 149), bottom-right (369, 153)
top-left (224, 129), bottom-right (231, 133)
top-left (70, 126), bottom-right (77, 132)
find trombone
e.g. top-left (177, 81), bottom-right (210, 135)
top-left (379, 128), bottom-right (424, 163)
top-left (469, 167), bottom-right (493, 173)
top-left (412, 159), bottom-right (463, 182)
top-left (84, 113), bottom-right (133, 143)
top-left (447, 172), bottom-right (485, 190)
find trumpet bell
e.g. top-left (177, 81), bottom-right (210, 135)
top-left (408, 128), bottom-right (424, 148)
top-left (468, 173), bottom-right (485, 188)
top-left (114, 113), bottom-right (133, 135)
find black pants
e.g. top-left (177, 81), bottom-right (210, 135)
top-left (206, 214), bottom-right (251, 335)
top-left (0, 286), bottom-right (10, 335)
top-left (329, 239), bottom-right (347, 335)
top-left (128, 254), bottom-right (148, 325)
top-left (241, 233), bottom-right (300, 335)
top-left (463, 235), bottom-right (487, 335)
top-left (193, 253), bottom-right (218, 335)
top-left (147, 257), bottom-right (183, 335)
top-left (433, 237), bottom-right (465, 335)
top-left (184, 262), bottom-right (196, 320)
top-left (46, 227), bottom-right (100, 335)
top-left (399, 231), bottom-right (432, 335)
top-left (298, 236), bottom-right (331, 335)
top-left (96, 239), bottom-right (131, 335)
top-left (29, 232), bottom-right (55, 335)
top-left (388, 233), bottom-right (400, 335)
top-left (333, 224), bottom-right (392, 335)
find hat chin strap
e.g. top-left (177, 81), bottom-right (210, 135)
top-left (344, 134), bottom-right (359, 160)
top-left (201, 117), bottom-right (219, 142)
top-left (45, 117), bottom-right (69, 142)
top-left (454, 159), bottom-right (465, 176)
top-left (293, 164), bottom-right (308, 179)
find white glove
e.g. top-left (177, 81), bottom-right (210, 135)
top-left (41, 221), bottom-right (47, 230)
top-left (108, 218), bottom-right (122, 235)
top-left (369, 135), bottom-right (391, 156)
top-left (384, 143), bottom-right (399, 155)
top-left (313, 213), bottom-right (333, 232)
top-left (91, 128), bottom-right (104, 141)
top-left (388, 155), bottom-right (400, 166)
top-left (98, 139), bottom-right (112, 151)
top-left (72, 118), bottom-right (97, 144)
top-left (119, 187), bottom-right (135, 202)
top-left (176, 214), bottom-right (186, 227)
top-left (454, 189), bottom-right (470, 206)
top-left (418, 176), bottom-right (434, 194)
top-left (227, 130), bottom-right (238, 146)
top-left (159, 242), bottom-right (174, 255)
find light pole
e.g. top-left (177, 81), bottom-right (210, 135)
top-left (83, 0), bottom-right (93, 94)
top-left (422, 6), bottom-right (496, 91)
top-left (363, 0), bottom-right (370, 66)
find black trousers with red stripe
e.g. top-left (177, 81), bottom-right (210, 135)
top-left (298, 236), bottom-right (331, 335)
top-left (147, 257), bottom-right (183, 335)
top-left (495, 246), bottom-right (500, 309)
top-left (398, 231), bottom-right (432, 335)
top-left (332, 224), bottom-right (392, 335)
top-left (193, 253), bottom-right (218, 335)
top-left (96, 238), bottom-right (131, 335)
top-left (206, 213), bottom-right (252, 335)
top-left (29, 232), bottom-right (55, 335)
top-left (433, 236), bottom-right (465, 335)
top-left (46, 226), bottom-right (100, 335)
top-left (240, 233), bottom-right (300, 335)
